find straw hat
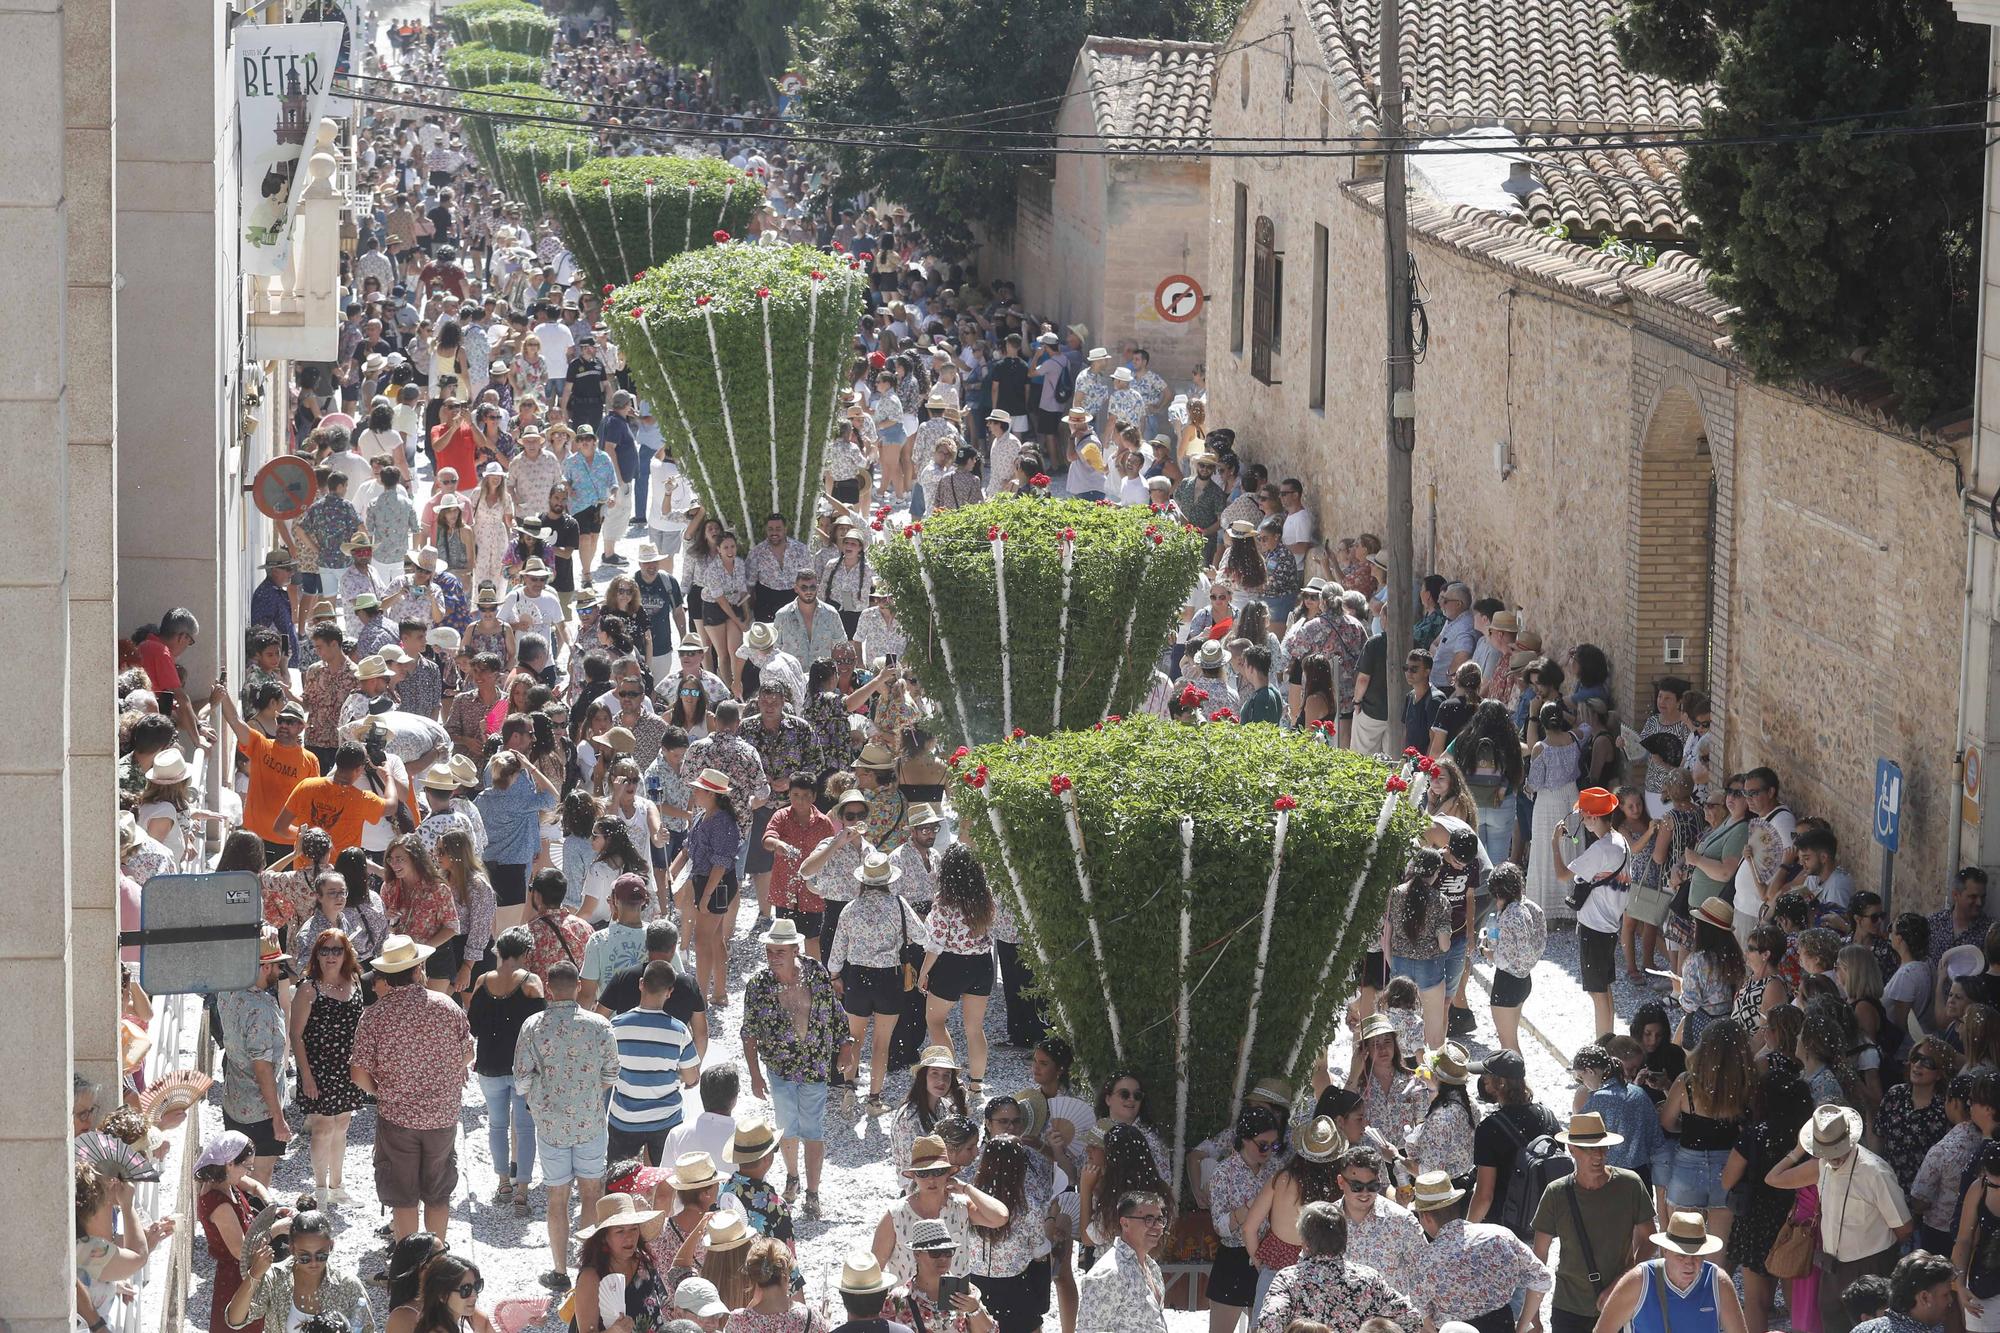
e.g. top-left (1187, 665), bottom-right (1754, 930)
top-left (1111, 366), bottom-right (1134, 383)
top-left (1651, 1210), bottom-right (1726, 1256)
top-left (1430, 1043), bottom-right (1471, 1085)
top-left (448, 753), bottom-right (480, 787)
top-left (637, 542), bottom-right (664, 564)
top-left (1227, 519), bottom-right (1257, 539)
top-left (1355, 1012), bottom-right (1396, 1045)
top-left (986, 408), bottom-right (1012, 424)
top-left (757, 918), bottom-right (808, 950)
top-left (596, 726), bottom-right (635, 755)
top-left (1087, 346), bottom-right (1110, 361)
top-left (1799, 1104), bottom-right (1865, 1159)
top-left (1693, 898), bottom-right (1734, 932)
top-left (1490, 610), bottom-right (1522, 634)
top-left (906, 801), bottom-right (946, 828)
top-left (854, 851), bottom-right (902, 887)
top-left (856, 740), bottom-right (897, 771)
top-left (676, 634), bottom-right (707, 654)
top-left (838, 1252), bottom-right (897, 1295)
top-left (352, 593), bottom-right (381, 612)
top-left (261, 549), bottom-right (296, 570)
top-left (1246, 1077), bottom-right (1295, 1109)
top-left (1515, 630), bottom-right (1545, 653)
top-left (667, 1151), bottom-right (722, 1192)
top-left (369, 934), bottom-right (436, 974)
top-left (692, 767), bottom-right (733, 795)
top-left (1012, 1089), bottom-right (1050, 1139)
top-left (575, 1191), bottom-right (665, 1239)
top-left (519, 559), bottom-right (552, 579)
top-left (376, 644), bottom-right (410, 664)
top-left (420, 764), bottom-right (460, 792)
top-left (833, 788), bottom-right (869, 812)
top-left (1292, 1115), bottom-right (1341, 1162)
top-left (703, 1212), bottom-right (752, 1252)
top-left (744, 622), bottom-right (778, 652)
top-left (474, 584), bottom-right (501, 607)
top-left (353, 654), bottom-right (391, 682)
top-left (145, 750), bottom-right (192, 785)
top-left (914, 1045), bottom-right (961, 1072)
top-left (342, 531), bottom-right (377, 553)
top-left (427, 626), bottom-right (461, 653)
top-left (1193, 639), bottom-right (1228, 671)
top-left (725, 1120), bottom-right (779, 1165)
top-left (903, 1136), bottom-right (951, 1176)
top-left (1411, 1169), bottom-right (1468, 1212)
top-left (1555, 1111), bottom-right (1625, 1149)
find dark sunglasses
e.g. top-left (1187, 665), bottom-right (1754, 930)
top-left (1914, 1055), bottom-right (1942, 1070)
top-left (616, 691), bottom-right (641, 699)
top-left (1343, 1177), bottom-right (1385, 1194)
top-left (1248, 1136), bottom-right (1280, 1151)
top-left (1112, 1088), bottom-right (1139, 1100)
top-left (316, 945), bottom-right (346, 956)
top-left (457, 1279), bottom-right (485, 1297)
top-left (292, 1248), bottom-right (332, 1264)
top-left (1725, 788), bottom-right (1747, 797)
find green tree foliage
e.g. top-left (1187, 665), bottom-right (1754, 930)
top-left (626, 0), bottom-right (820, 99)
top-left (952, 716), bottom-right (1420, 1130)
top-left (462, 7), bottom-right (555, 55)
top-left (497, 125), bottom-right (593, 217)
top-left (442, 43), bottom-right (546, 90)
top-left (873, 496), bottom-right (1203, 744)
top-left (548, 156), bottom-right (764, 296)
top-left (605, 244), bottom-right (866, 540)
top-left (1615, 0), bottom-right (1984, 421)
top-left (443, 0), bottom-right (536, 43)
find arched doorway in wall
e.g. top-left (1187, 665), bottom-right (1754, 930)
top-left (1629, 381), bottom-right (1717, 712)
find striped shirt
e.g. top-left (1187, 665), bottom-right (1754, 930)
top-left (608, 1005), bottom-right (700, 1134)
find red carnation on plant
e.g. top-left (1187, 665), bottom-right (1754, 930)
top-left (634, 270), bottom-right (646, 280)
top-left (1011, 727), bottom-right (1027, 740)
top-left (902, 522), bottom-right (923, 537)
top-left (629, 307), bottom-right (645, 318)
top-left (1416, 755), bottom-right (1438, 775)
top-left (1178, 685), bottom-right (1209, 709)
top-left (1144, 524), bottom-right (1159, 537)
top-left (950, 745), bottom-right (969, 763)
top-left (1273, 795), bottom-right (1298, 812)
top-left (870, 518), bottom-right (884, 531)
top-left (1151, 534), bottom-right (1165, 546)
top-left (695, 295), bottom-right (712, 306)
top-left (832, 242), bottom-right (846, 253)
top-left (538, 172), bottom-right (549, 182)
top-left (962, 765), bottom-right (988, 788)
top-left (713, 230), bottom-right (731, 243)
top-left (810, 270), bottom-right (825, 281)
top-left (1030, 473), bottom-right (1051, 488)
top-left (1211, 707), bottom-right (1239, 723)
top-left (1403, 747), bottom-right (1421, 758)
top-left (987, 526), bottom-right (1005, 542)
top-left (1060, 528), bottom-right (1076, 542)
top-left (602, 284), bottom-right (613, 294)
top-left (644, 178), bottom-right (655, 185)
top-left (756, 287), bottom-right (771, 299)
top-left (688, 178), bottom-right (699, 186)
top-left (600, 178), bottom-right (611, 186)
top-left (1050, 774), bottom-right (1073, 795)
top-left (859, 251), bottom-right (875, 261)
top-left (1386, 775), bottom-right (1411, 793)
top-left (1107, 714), bottom-right (1122, 723)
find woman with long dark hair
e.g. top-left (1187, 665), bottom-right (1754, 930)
top-left (969, 1137), bottom-right (1051, 1333)
top-left (1661, 1017), bottom-right (1753, 1245)
top-left (919, 843), bottom-right (997, 1087)
top-left (1094, 1070), bottom-right (1171, 1179)
top-left (383, 1233), bottom-right (447, 1333)
top-left (820, 528), bottom-right (874, 639)
top-left (1241, 1116), bottom-right (1344, 1315)
top-left (1721, 1056), bottom-right (1814, 1333)
top-left (574, 1195), bottom-right (672, 1333)
top-left (1679, 899), bottom-right (1748, 1045)
top-left (1406, 1043), bottom-right (1480, 1183)
top-left (1523, 702), bottom-right (1583, 915)
top-left (380, 834), bottom-right (459, 993)
top-left (671, 768), bottom-right (743, 1008)
top-left (890, 1047), bottom-right (971, 1175)
top-left (434, 829), bottom-right (495, 995)
top-left (1205, 1105), bottom-right (1284, 1333)
top-left (472, 748), bottom-right (558, 926)
top-left (412, 1254), bottom-right (485, 1333)
top-left (1296, 653), bottom-right (1336, 731)
top-left (289, 928), bottom-right (368, 1205)
top-left (1447, 700), bottom-right (1525, 871)
top-left (1215, 521), bottom-right (1268, 613)
top-left (1386, 846), bottom-right (1454, 1049)
top-left (1082, 1122), bottom-right (1173, 1253)
top-left (195, 1132), bottom-right (273, 1333)
top-left (582, 815), bottom-right (648, 926)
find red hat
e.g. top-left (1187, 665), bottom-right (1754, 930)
top-left (1576, 787), bottom-right (1619, 818)
top-left (612, 873), bottom-right (650, 905)
top-left (868, 351), bottom-right (887, 370)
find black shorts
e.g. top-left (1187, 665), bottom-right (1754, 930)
top-left (752, 585), bottom-right (789, 624)
top-left (1032, 407), bottom-right (1062, 437)
top-left (841, 963), bottom-right (905, 1017)
top-left (574, 504), bottom-right (605, 535)
top-left (701, 600), bottom-right (732, 627)
top-left (1359, 949), bottom-right (1388, 990)
top-left (702, 869), bottom-right (740, 914)
top-left (297, 571), bottom-right (323, 594)
top-left (1490, 967), bottom-right (1533, 1008)
top-left (927, 950), bottom-right (994, 1001)
top-left (1207, 1244), bottom-right (1256, 1307)
top-left (224, 1111), bottom-right (288, 1158)
top-left (972, 1258), bottom-right (1052, 1331)
top-left (490, 861), bottom-right (528, 908)
top-left (746, 805), bottom-right (776, 874)
top-left (426, 935), bottom-right (466, 981)
top-left (780, 907), bottom-right (823, 941)
top-left (1578, 924), bottom-right (1618, 994)
top-left (832, 478), bottom-right (862, 504)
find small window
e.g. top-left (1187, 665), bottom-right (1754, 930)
top-left (1309, 223), bottom-right (1329, 408)
top-left (1240, 53), bottom-right (1250, 108)
top-left (1251, 215), bottom-right (1281, 385)
top-left (1320, 94), bottom-right (1330, 142)
top-left (1230, 183), bottom-right (1249, 355)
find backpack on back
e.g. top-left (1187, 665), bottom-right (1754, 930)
top-left (1492, 1109), bottom-right (1574, 1241)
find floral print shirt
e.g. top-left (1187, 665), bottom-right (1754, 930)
top-left (749, 537), bottom-right (814, 594)
top-left (1679, 951), bottom-right (1737, 1018)
top-left (299, 495), bottom-right (361, 572)
top-left (1076, 1239), bottom-right (1168, 1333)
top-left (302, 658), bottom-right (358, 748)
top-left (745, 714), bottom-right (816, 790)
top-left (1492, 899), bottom-right (1546, 978)
top-left (513, 998), bottom-right (619, 1145)
top-left (888, 841), bottom-right (942, 908)
top-left (1876, 1083), bottom-right (1949, 1198)
top-left (1343, 1195), bottom-right (1429, 1297)
top-left (926, 899), bottom-right (990, 955)
top-left (525, 910), bottom-right (593, 983)
top-left (385, 876), bottom-right (458, 946)
top-left (367, 489), bottom-right (420, 559)
top-left (349, 983), bottom-right (470, 1130)
top-left (1255, 1256), bottom-right (1416, 1333)
top-left (742, 960), bottom-right (845, 1085)
top-left (827, 888), bottom-right (930, 971)
top-left (1406, 1219), bottom-right (1553, 1326)
top-left (807, 832), bottom-right (877, 906)
top-left (1407, 1099), bottom-right (1477, 1181)
top-left (1914, 1118), bottom-right (1983, 1230)
top-left (1209, 1151), bottom-right (1283, 1246)
top-left (681, 731), bottom-right (766, 830)
top-left (217, 987), bottom-right (288, 1122)
top-left (765, 805), bottom-right (835, 912)
top-left (1361, 1072), bottom-right (1431, 1148)
top-left (224, 1262), bottom-right (374, 1332)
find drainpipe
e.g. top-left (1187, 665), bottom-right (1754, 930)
top-left (1953, 511), bottom-right (1975, 881)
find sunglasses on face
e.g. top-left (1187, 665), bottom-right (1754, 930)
top-left (317, 945), bottom-right (346, 956)
top-left (616, 691), bottom-right (641, 699)
top-left (1914, 1055), bottom-right (1941, 1070)
top-left (457, 1280), bottom-right (485, 1297)
top-left (1343, 1177), bottom-right (1385, 1194)
top-left (1248, 1136), bottom-right (1280, 1152)
top-left (1112, 1088), bottom-right (1139, 1100)
top-left (292, 1248), bottom-right (332, 1264)
top-left (1726, 788), bottom-right (1747, 797)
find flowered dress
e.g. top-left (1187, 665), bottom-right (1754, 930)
top-left (294, 979), bottom-right (372, 1115)
top-left (471, 494), bottom-right (513, 594)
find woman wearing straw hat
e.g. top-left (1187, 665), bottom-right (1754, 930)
top-left (1406, 1043), bottom-right (1480, 1185)
top-left (890, 1046), bottom-right (972, 1177)
top-left (1589, 1210), bottom-right (1744, 1333)
top-left (1678, 898), bottom-right (1747, 1046)
top-left (136, 748), bottom-right (224, 868)
top-left (573, 1192), bottom-right (671, 1333)
top-left (828, 851), bottom-right (932, 1112)
top-left (874, 1136), bottom-right (1011, 1284)
top-left (1242, 1115), bottom-right (1345, 1319)
top-left (671, 768), bottom-right (746, 1009)
top-left (819, 525), bottom-right (876, 640)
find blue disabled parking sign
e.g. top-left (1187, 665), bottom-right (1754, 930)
top-left (1875, 758), bottom-right (1903, 852)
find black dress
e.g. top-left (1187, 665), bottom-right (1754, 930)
top-left (1725, 1119), bottom-right (1794, 1275)
top-left (294, 980), bottom-right (373, 1115)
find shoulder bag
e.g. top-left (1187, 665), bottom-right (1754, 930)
top-left (1563, 1177), bottom-right (1608, 1297)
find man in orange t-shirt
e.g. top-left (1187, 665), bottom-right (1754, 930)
top-left (274, 742), bottom-right (393, 853)
top-left (214, 685), bottom-right (322, 862)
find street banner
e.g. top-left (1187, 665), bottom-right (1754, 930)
top-left (236, 21), bottom-right (345, 276)
top-left (293, 0), bottom-right (361, 115)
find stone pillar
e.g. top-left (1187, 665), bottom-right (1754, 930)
top-left (0, 0), bottom-right (117, 1318)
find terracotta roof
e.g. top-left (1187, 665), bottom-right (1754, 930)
top-left (1079, 36), bottom-right (1218, 152)
top-left (1308, 0), bottom-right (1709, 137)
top-left (1347, 180), bottom-right (1636, 306)
top-left (1518, 137), bottom-right (1692, 238)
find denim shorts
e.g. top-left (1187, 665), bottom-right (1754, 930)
top-left (1390, 952), bottom-right (1451, 991)
top-left (537, 1128), bottom-right (608, 1187)
top-left (769, 1075), bottom-right (828, 1142)
top-left (1665, 1145), bottom-right (1732, 1210)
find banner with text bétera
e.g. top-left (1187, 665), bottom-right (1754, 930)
top-left (236, 22), bottom-right (344, 276)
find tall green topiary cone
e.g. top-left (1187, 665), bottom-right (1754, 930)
top-left (443, 43), bottom-right (545, 90)
top-left (456, 83), bottom-right (577, 179)
top-left (444, 0), bottom-right (537, 43)
top-left (548, 156), bottom-right (762, 297)
top-left (872, 496), bottom-right (1203, 745)
top-left (605, 243), bottom-right (865, 542)
top-left (464, 6), bottom-right (554, 54)
top-left (497, 124), bottom-right (592, 217)
top-left (952, 717), bottom-right (1421, 1169)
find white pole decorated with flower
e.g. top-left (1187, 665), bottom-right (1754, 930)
top-left (695, 283), bottom-right (756, 540)
top-left (758, 287), bottom-right (780, 513)
top-left (1056, 778), bottom-right (1125, 1060)
top-left (557, 182), bottom-right (612, 299)
top-left (628, 312), bottom-right (727, 546)
top-left (1050, 527), bottom-right (1077, 729)
top-left (1283, 783), bottom-right (1405, 1070)
top-left (682, 181), bottom-right (696, 253)
top-left (1097, 522), bottom-right (1166, 722)
top-left (991, 526), bottom-right (1013, 738)
top-left (1171, 813), bottom-right (1195, 1211)
top-left (979, 800), bottom-right (1074, 1038)
top-left (795, 271), bottom-right (826, 533)
top-left (1232, 798), bottom-right (1294, 1113)
top-left (907, 526), bottom-right (976, 742)
top-left (602, 181), bottom-right (632, 285)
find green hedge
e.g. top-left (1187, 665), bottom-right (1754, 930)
top-left (605, 243), bottom-right (865, 541)
top-left (548, 156), bottom-right (762, 297)
top-left (954, 715), bottom-right (1421, 1144)
top-left (456, 82), bottom-right (574, 179)
top-left (872, 496), bottom-right (1202, 745)
top-left (463, 7), bottom-right (555, 54)
top-left (444, 0), bottom-right (537, 43)
top-left (497, 124), bottom-right (593, 217)
top-left (442, 43), bottom-right (546, 90)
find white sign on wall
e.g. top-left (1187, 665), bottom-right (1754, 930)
top-left (236, 21), bottom-right (345, 276)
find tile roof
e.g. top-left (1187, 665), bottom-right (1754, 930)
top-left (1307, 0), bottom-right (1710, 137)
top-left (1079, 35), bottom-right (1218, 152)
top-left (1517, 137), bottom-right (1693, 238)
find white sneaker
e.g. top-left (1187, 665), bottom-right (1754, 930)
top-left (313, 1186), bottom-right (334, 1210)
top-left (329, 1187), bottom-right (354, 1206)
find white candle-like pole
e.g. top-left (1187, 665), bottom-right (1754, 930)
top-left (1233, 807), bottom-right (1290, 1113)
top-left (643, 180), bottom-right (656, 262)
top-left (603, 183), bottom-right (632, 285)
top-left (1060, 784), bottom-right (1125, 1060)
top-left (698, 302), bottom-right (756, 540)
top-left (1097, 596), bottom-right (1143, 722)
top-left (909, 530), bottom-right (976, 742)
top-left (1171, 813), bottom-right (1195, 1212)
top-left (794, 272), bottom-right (823, 534)
top-left (1051, 532), bottom-right (1075, 729)
top-left (633, 317), bottom-right (723, 534)
top-left (1284, 790), bottom-right (1403, 1070)
top-left (993, 533), bottom-right (1013, 738)
top-left (557, 184), bottom-right (612, 297)
top-left (683, 183), bottom-right (695, 254)
top-left (759, 294), bottom-right (780, 514)
top-left (983, 804), bottom-right (1073, 1038)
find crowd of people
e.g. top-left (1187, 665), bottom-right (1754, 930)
top-left (77, 7), bottom-right (2000, 1333)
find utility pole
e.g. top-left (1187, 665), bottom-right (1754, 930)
top-left (1380, 0), bottom-right (1416, 662)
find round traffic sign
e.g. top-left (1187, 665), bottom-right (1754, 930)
top-left (1969, 745), bottom-right (1983, 801)
top-left (252, 455), bottom-right (319, 521)
top-left (1154, 274), bottom-right (1204, 323)
top-left (777, 72), bottom-right (806, 97)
